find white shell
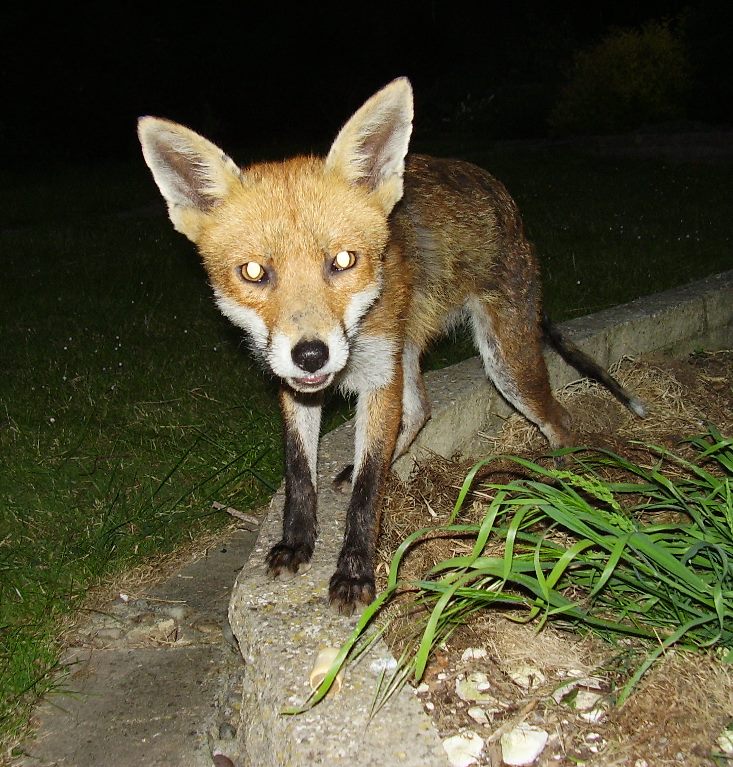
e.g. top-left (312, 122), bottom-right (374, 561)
top-left (506, 663), bottom-right (546, 690)
top-left (309, 647), bottom-right (343, 693)
top-left (442, 731), bottom-right (485, 767)
top-left (455, 672), bottom-right (494, 702)
top-left (461, 647), bottom-right (488, 662)
top-left (467, 706), bottom-right (489, 725)
top-left (500, 722), bottom-right (549, 766)
top-left (717, 727), bottom-right (733, 755)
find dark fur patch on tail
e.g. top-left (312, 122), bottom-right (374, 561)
top-left (542, 314), bottom-right (647, 418)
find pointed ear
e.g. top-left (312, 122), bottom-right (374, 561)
top-left (137, 117), bottom-right (242, 242)
top-left (325, 77), bottom-right (413, 214)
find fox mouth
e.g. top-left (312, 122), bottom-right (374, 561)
top-left (288, 373), bottom-right (333, 392)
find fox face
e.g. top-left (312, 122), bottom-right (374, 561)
top-left (203, 164), bottom-right (390, 393)
top-left (138, 82), bottom-right (412, 395)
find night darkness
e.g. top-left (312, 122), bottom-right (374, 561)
top-left (4, 0), bottom-right (732, 170)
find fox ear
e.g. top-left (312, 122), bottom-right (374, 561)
top-left (137, 117), bottom-right (242, 242)
top-left (326, 77), bottom-right (413, 214)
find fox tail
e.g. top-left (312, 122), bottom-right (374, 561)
top-left (542, 314), bottom-right (647, 418)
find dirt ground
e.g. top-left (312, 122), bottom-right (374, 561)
top-left (377, 351), bottom-right (733, 767)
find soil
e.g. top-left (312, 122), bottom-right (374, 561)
top-left (377, 350), bottom-right (733, 767)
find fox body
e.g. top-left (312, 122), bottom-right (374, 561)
top-left (139, 78), bottom-right (644, 613)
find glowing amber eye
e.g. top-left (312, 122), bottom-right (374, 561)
top-left (333, 250), bottom-right (356, 271)
top-left (241, 261), bottom-right (266, 282)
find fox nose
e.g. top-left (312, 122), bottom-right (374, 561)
top-left (292, 339), bottom-right (329, 373)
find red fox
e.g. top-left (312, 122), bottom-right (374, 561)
top-left (138, 78), bottom-right (645, 614)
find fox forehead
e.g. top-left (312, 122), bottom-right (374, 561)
top-left (198, 156), bottom-right (390, 266)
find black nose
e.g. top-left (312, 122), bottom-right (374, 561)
top-left (292, 340), bottom-right (329, 373)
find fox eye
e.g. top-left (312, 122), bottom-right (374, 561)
top-left (332, 250), bottom-right (357, 271)
top-left (240, 261), bottom-right (267, 283)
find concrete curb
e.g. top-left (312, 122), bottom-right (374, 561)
top-left (228, 270), bottom-right (733, 767)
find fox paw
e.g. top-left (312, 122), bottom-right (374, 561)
top-left (332, 464), bottom-right (354, 495)
top-left (328, 571), bottom-right (375, 615)
top-left (266, 541), bottom-right (312, 577)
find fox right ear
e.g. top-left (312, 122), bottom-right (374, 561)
top-left (137, 117), bottom-right (242, 242)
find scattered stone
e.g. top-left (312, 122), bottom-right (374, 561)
top-left (455, 671), bottom-right (494, 702)
top-left (461, 647), bottom-right (487, 662)
top-left (466, 706), bottom-right (489, 725)
top-left (415, 682), bottom-right (430, 695)
top-left (442, 730), bottom-right (484, 767)
top-left (500, 722), bottom-right (549, 766)
top-left (717, 726), bottom-right (733, 755)
top-left (94, 627), bottom-right (124, 642)
top-left (573, 690), bottom-right (603, 711)
top-left (369, 656), bottom-right (398, 674)
top-left (193, 619), bottom-right (222, 635)
top-left (161, 603), bottom-right (190, 621)
top-left (578, 704), bottom-right (607, 724)
top-left (506, 663), bottom-right (546, 690)
top-left (551, 674), bottom-right (604, 704)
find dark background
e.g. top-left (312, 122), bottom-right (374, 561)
top-left (2, 0), bottom-right (731, 169)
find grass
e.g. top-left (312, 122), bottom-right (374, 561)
top-left (1, 141), bottom-right (732, 749)
top-left (302, 426), bottom-right (733, 712)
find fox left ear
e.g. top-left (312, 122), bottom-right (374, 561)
top-left (325, 77), bottom-right (413, 214)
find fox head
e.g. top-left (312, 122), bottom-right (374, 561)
top-left (138, 78), bottom-right (413, 393)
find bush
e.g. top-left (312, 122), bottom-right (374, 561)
top-left (549, 20), bottom-right (691, 135)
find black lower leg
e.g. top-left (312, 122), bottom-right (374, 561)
top-left (266, 420), bottom-right (318, 575)
top-left (329, 452), bottom-right (382, 613)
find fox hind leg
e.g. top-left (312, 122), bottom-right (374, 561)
top-left (393, 341), bottom-right (431, 459)
top-left (467, 296), bottom-right (573, 449)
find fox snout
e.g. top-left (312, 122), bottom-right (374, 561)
top-left (267, 326), bottom-right (351, 393)
top-left (287, 338), bottom-right (334, 391)
top-left (292, 339), bottom-right (329, 373)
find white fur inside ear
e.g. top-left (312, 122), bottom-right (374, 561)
top-left (325, 77), bottom-right (414, 212)
top-left (138, 117), bottom-right (241, 215)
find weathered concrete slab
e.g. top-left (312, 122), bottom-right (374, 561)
top-left (229, 270), bottom-right (733, 766)
top-left (19, 530), bottom-right (258, 767)
top-left (229, 430), bottom-right (448, 767)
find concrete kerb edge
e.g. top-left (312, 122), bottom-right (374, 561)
top-left (228, 270), bottom-right (733, 767)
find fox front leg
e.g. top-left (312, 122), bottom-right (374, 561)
top-left (266, 387), bottom-right (322, 575)
top-left (329, 371), bottom-right (403, 613)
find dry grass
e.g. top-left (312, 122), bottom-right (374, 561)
top-left (376, 350), bottom-right (733, 766)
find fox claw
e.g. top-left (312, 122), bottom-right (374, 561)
top-left (266, 541), bottom-right (313, 576)
top-left (328, 571), bottom-right (375, 615)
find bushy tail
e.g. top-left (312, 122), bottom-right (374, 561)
top-left (542, 314), bottom-right (647, 418)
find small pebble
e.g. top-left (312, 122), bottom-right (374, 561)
top-left (162, 604), bottom-right (190, 620)
top-left (443, 731), bottom-right (484, 767)
top-left (461, 647), bottom-right (487, 662)
top-left (193, 619), bottom-right (222, 635)
top-left (506, 663), bottom-right (546, 690)
top-left (501, 723), bottom-right (549, 766)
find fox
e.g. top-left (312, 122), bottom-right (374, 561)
top-left (138, 77), bottom-right (645, 614)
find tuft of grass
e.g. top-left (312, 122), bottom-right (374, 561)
top-left (303, 426), bottom-right (733, 712)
